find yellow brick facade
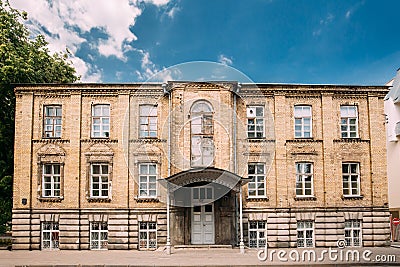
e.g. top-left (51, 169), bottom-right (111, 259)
top-left (12, 82), bottom-right (390, 250)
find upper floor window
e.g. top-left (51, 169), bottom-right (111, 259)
top-left (42, 164), bottom-right (61, 198)
top-left (340, 106), bottom-right (358, 138)
top-left (191, 101), bottom-right (214, 167)
top-left (342, 163), bottom-right (360, 197)
top-left (248, 163), bottom-right (266, 197)
top-left (92, 104), bottom-right (110, 138)
top-left (90, 163), bottom-right (110, 198)
top-left (296, 162), bottom-right (313, 197)
top-left (294, 105), bottom-right (312, 138)
top-left (44, 105), bottom-right (62, 138)
top-left (139, 163), bottom-right (157, 198)
top-left (247, 106), bottom-right (264, 138)
top-left (139, 105), bottom-right (157, 138)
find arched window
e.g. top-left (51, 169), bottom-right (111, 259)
top-left (190, 101), bottom-right (214, 167)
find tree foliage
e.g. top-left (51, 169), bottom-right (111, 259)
top-left (0, 0), bottom-right (79, 234)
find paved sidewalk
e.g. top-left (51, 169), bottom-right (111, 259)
top-left (0, 247), bottom-right (400, 266)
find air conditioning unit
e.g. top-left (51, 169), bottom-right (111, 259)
top-left (247, 107), bottom-right (256, 118)
top-left (396, 121), bottom-right (400, 137)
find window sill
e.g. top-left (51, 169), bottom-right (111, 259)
top-left (87, 198), bottom-right (111, 203)
top-left (342, 195), bottom-right (363, 200)
top-left (294, 196), bottom-right (316, 201)
top-left (247, 197), bottom-right (269, 202)
top-left (135, 197), bottom-right (159, 203)
top-left (38, 197), bottom-right (63, 202)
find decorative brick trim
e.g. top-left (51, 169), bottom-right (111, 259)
top-left (81, 139), bottom-right (118, 143)
top-left (33, 139), bottom-right (70, 144)
top-left (342, 195), bottom-right (364, 200)
top-left (246, 197), bottom-right (269, 202)
top-left (294, 196), bottom-right (317, 201)
top-left (129, 139), bottom-right (167, 143)
top-left (333, 139), bottom-right (370, 143)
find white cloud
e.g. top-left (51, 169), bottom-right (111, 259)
top-left (345, 10), bottom-right (352, 19)
top-left (167, 6), bottom-right (180, 18)
top-left (218, 54), bottom-right (233, 66)
top-left (9, 0), bottom-right (174, 82)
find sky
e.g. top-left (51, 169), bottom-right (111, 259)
top-left (8, 0), bottom-right (400, 85)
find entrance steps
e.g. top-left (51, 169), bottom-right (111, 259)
top-left (174, 244), bottom-right (233, 250)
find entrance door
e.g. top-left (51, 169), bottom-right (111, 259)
top-left (191, 186), bottom-right (214, 244)
top-left (191, 204), bottom-right (214, 244)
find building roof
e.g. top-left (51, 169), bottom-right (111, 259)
top-left (385, 69), bottom-right (400, 102)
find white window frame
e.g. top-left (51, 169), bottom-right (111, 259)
top-left (247, 106), bottom-right (264, 138)
top-left (296, 162), bottom-right (314, 197)
top-left (190, 101), bottom-right (214, 167)
top-left (90, 222), bottom-right (108, 250)
top-left (42, 164), bottom-right (61, 198)
top-left (138, 163), bottom-right (157, 198)
top-left (297, 221), bottom-right (314, 248)
top-left (344, 220), bottom-right (362, 247)
top-left (294, 105), bottom-right (312, 138)
top-left (139, 105), bottom-right (158, 138)
top-left (342, 163), bottom-right (360, 197)
top-left (43, 105), bottom-right (62, 138)
top-left (340, 106), bottom-right (359, 138)
top-left (91, 104), bottom-right (110, 138)
top-left (248, 221), bottom-right (267, 248)
top-left (90, 163), bottom-right (110, 198)
top-left (248, 163), bottom-right (266, 198)
top-left (41, 222), bottom-right (59, 250)
top-left (139, 222), bottom-right (157, 250)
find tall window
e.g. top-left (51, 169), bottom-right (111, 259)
top-left (92, 104), bottom-right (110, 138)
top-left (42, 164), bottom-right (61, 198)
top-left (248, 221), bottom-right (266, 248)
top-left (297, 221), bottom-right (314, 248)
top-left (90, 164), bottom-right (109, 198)
top-left (345, 220), bottom-right (362, 247)
top-left (44, 105), bottom-right (62, 138)
top-left (139, 222), bottom-right (157, 250)
top-left (248, 163), bottom-right (266, 197)
top-left (139, 105), bottom-right (157, 138)
top-left (191, 101), bottom-right (214, 167)
top-left (139, 163), bottom-right (157, 198)
top-left (340, 106), bottom-right (358, 138)
top-left (294, 105), bottom-right (312, 138)
top-left (342, 163), bottom-right (360, 196)
top-left (41, 222), bottom-right (59, 250)
top-left (296, 162), bottom-right (313, 197)
top-left (90, 222), bottom-right (108, 250)
top-left (247, 106), bottom-right (264, 138)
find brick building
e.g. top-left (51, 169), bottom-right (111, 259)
top-left (12, 81), bottom-right (390, 250)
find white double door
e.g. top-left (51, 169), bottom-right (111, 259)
top-left (191, 204), bottom-right (214, 244)
top-left (191, 186), bottom-right (214, 244)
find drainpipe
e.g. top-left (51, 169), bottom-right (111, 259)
top-left (164, 83), bottom-right (172, 254)
top-left (236, 84), bottom-right (245, 254)
top-left (239, 185), bottom-right (245, 253)
top-left (233, 84), bottom-right (239, 247)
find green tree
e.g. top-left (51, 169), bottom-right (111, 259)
top-left (0, 0), bottom-right (79, 234)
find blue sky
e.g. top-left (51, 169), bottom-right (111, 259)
top-left (9, 0), bottom-right (400, 84)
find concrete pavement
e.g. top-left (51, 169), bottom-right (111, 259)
top-left (0, 247), bottom-right (400, 266)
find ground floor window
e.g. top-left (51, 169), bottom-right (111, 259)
top-left (248, 221), bottom-right (266, 248)
top-left (41, 222), bottom-right (59, 250)
top-left (345, 220), bottom-right (362, 247)
top-left (139, 222), bottom-right (157, 250)
top-left (90, 222), bottom-right (108, 250)
top-left (297, 221), bottom-right (314, 248)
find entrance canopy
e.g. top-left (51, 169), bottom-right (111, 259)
top-left (160, 167), bottom-right (249, 207)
